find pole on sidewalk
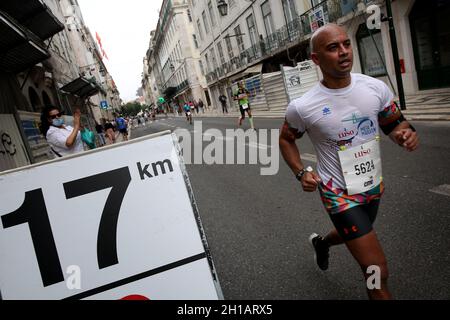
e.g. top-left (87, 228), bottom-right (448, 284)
top-left (385, 0), bottom-right (407, 110)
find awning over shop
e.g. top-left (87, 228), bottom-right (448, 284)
top-left (244, 63), bottom-right (263, 75)
top-left (0, 11), bottom-right (50, 73)
top-left (163, 86), bottom-right (177, 98)
top-left (60, 77), bottom-right (105, 98)
top-left (229, 63), bottom-right (263, 83)
top-left (0, 0), bottom-right (64, 40)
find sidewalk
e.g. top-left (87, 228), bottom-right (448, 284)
top-left (197, 91), bottom-right (450, 121)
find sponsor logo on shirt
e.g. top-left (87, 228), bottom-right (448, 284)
top-left (323, 107), bottom-right (332, 116)
top-left (338, 128), bottom-right (356, 139)
top-left (358, 119), bottom-right (377, 137)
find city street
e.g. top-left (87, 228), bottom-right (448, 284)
top-left (131, 115), bottom-right (450, 300)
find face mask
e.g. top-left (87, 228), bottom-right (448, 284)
top-left (52, 118), bottom-right (64, 127)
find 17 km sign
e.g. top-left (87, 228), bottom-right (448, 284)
top-left (0, 131), bottom-right (222, 300)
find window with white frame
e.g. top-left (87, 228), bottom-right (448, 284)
top-left (261, 0), bottom-right (275, 36)
top-left (205, 53), bottom-right (211, 73)
top-left (199, 60), bottom-right (205, 75)
top-left (193, 34), bottom-right (199, 48)
top-left (202, 11), bottom-right (210, 34)
top-left (209, 47), bottom-right (217, 69)
top-left (225, 34), bottom-right (234, 59)
top-left (208, 1), bottom-right (217, 27)
top-left (282, 0), bottom-right (297, 23)
top-left (196, 19), bottom-right (204, 40)
top-left (246, 14), bottom-right (258, 47)
top-left (234, 25), bottom-right (245, 53)
top-left (217, 41), bottom-right (225, 65)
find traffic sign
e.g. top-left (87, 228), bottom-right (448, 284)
top-left (100, 101), bottom-right (108, 109)
top-left (0, 131), bottom-right (223, 300)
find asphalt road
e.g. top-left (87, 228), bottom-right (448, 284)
top-left (131, 115), bottom-right (450, 300)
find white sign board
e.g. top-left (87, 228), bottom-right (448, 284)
top-left (284, 60), bottom-right (320, 102)
top-left (0, 131), bottom-right (222, 300)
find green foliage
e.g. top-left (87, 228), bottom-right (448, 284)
top-left (120, 102), bottom-right (142, 116)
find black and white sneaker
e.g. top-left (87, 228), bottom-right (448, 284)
top-left (309, 233), bottom-right (330, 271)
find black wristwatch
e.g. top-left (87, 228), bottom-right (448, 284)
top-left (296, 166), bottom-right (313, 181)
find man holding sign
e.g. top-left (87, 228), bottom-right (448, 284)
top-left (279, 24), bottom-right (419, 300)
top-left (234, 81), bottom-right (255, 130)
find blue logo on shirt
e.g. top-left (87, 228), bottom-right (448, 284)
top-left (323, 107), bottom-right (332, 116)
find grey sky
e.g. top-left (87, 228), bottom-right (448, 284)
top-left (77, 0), bottom-right (162, 103)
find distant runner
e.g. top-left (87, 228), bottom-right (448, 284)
top-left (234, 81), bottom-right (255, 130)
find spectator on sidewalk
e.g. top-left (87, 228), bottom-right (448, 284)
top-left (104, 122), bottom-right (116, 145)
top-left (198, 98), bottom-right (205, 113)
top-left (219, 94), bottom-right (228, 114)
top-left (40, 106), bottom-right (85, 157)
top-left (95, 120), bottom-right (106, 146)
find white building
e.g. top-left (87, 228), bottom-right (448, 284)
top-left (0, 0), bottom-right (121, 171)
top-left (61, 0), bottom-right (118, 122)
top-left (190, 0), bottom-right (315, 111)
top-left (190, 0), bottom-right (450, 111)
top-left (144, 0), bottom-right (209, 111)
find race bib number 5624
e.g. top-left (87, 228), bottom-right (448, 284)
top-left (338, 137), bottom-right (382, 195)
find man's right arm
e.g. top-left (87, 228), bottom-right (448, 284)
top-left (279, 120), bottom-right (303, 175)
top-left (279, 121), bottom-right (321, 192)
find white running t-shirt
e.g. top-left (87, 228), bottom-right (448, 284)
top-left (285, 73), bottom-right (394, 189)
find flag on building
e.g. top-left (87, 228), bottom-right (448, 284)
top-left (95, 32), bottom-right (109, 60)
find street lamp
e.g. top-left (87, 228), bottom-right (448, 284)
top-left (217, 0), bottom-right (228, 17)
top-left (169, 58), bottom-right (185, 73)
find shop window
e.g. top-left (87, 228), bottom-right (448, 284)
top-left (356, 23), bottom-right (387, 77)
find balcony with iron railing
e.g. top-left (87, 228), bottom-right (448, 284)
top-left (176, 79), bottom-right (189, 93)
top-left (205, 0), bottom-right (352, 85)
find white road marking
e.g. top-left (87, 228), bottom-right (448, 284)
top-left (429, 184), bottom-right (450, 197)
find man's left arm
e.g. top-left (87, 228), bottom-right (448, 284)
top-left (378, 101), bottom-right (419, 152)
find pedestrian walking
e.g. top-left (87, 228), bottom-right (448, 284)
top-left (95, 120), bottom-right (106, 146)
top-left (279, 24), bottom-right (419, 300)
top-left (183, 102), bottom-right (192, 124)
top-left (104, 122), bottom-right (116, 145)
top-left (234, 81), bottom-right (254, 129)
top-left (198, 98), bottom-right (205, 113)
top-left (219, 93), bottom-right (228, 113)
top-left (115, 114), bottom-right (128, 141)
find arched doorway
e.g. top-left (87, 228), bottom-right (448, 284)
top-left (42, 91), bottom-right (52, 106)
top-left (410, 0), bottom-right (450, 90)
top-left (28, 87), bottom-right (42, 112)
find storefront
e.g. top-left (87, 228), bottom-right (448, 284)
top-left (409, 0), bottom-right (450, 90)
top-left (0, 1), bottom-right (65, 171)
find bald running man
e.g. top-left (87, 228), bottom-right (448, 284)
top-left (279, 24), bottom-right (419, 300)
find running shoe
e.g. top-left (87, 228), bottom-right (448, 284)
top-left (309, 233), bottom-right (329, 271)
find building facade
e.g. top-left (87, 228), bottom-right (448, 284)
top-left (0, 0), bottom-right (121, 172)
top-left (189, 0), bottom-right (450, 111)
top-left (62, 0), bottom-right (120, 121)
top-left (143, 0), bottom-right (209, 112)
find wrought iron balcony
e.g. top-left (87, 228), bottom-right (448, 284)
top-left (206, 0), bottom-right (348, 85)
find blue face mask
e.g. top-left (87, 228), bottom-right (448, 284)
top-left (52, 118), bottom-right (64, 127)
